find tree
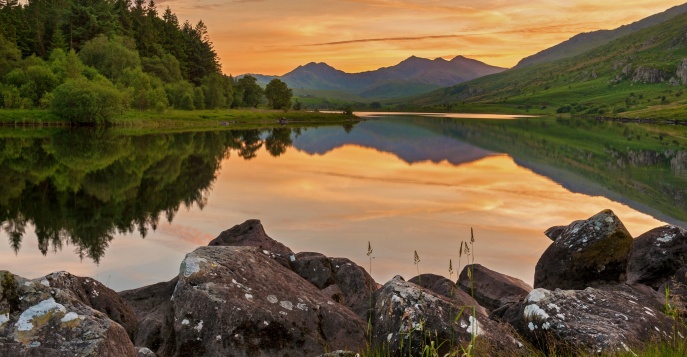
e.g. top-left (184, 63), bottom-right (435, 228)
top-left (0, 33), bottom-right (21, 77)
top-left (78, 35), bottom-right (141, 81)
top-left (265, 78), bottom-right (292, 110)
top-left (236, 75), bottom-right (263, 108)
top-left (51, 78), bottom-right (124, 124)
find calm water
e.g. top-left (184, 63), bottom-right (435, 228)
top-left (1, 114), bottom-right (686, 291)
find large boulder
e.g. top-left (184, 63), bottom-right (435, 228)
top-left (372, 276), bottom-right (524, 356)
top-left (496, 284), bottom-right (681, 355)
top-left (291, 252), bottom-right (334, 289)
top-left (0, 271), bottom-right (136, 357)
top-left (41, 271), bottom-right (138, 339)
top-left (208, 219), bottom-right (294, 267)
top-left (627, 225), bottom-right (687, 289)
top-left (328, 258), bottom-right (378, 319)
top-left (534, 210), bottom-right (634, 290)
top-left (458, 264), bottom-right (532, 312)
top-left (137, 246), bottom-right (367, 356)
top-left (119, 278), bottom-right (178, 351)
top-left (409, 273), bottom-right (486, 317)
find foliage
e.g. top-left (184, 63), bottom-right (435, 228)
top-left (235, 75), bottom-right (264, 108)
top-left (265, 78), bottom-right (292, 110)
top-left (78, 35), bottom-right (141, 81)
top-left (50, 78), bottom-right (124, 124)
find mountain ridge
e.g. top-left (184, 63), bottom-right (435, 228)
top-left (242, 55), bottom-right (506, 99)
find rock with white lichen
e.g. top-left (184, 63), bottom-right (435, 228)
top-left (0, 271), bottom-right (136, 357)
top-left (627, 225), bottom-right (687, 289)
top-left (372, 276), bottom-right (525, 356)
top-left (128, 246), bottom-right (367, 356)
top-left (207, 219), bottom-right (294, 267)
top-left (495, 284), bottom-right (683, 355)
top-left (39, 271), bottom-right (138, 339)
top-left (408, 273), bottom-right (487, 316)
top-left (534, 210), bottom-right (634, 290)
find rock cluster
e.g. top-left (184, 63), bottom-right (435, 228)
top-left (2, 212), bottom-right (686, 356)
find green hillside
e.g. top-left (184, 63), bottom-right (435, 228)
top-left (408, 12), bottom-right (687, 119)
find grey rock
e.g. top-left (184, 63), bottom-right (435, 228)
top-left (41, 271), bottom-right (138, 339)
top-left (329, 257), bottom-right (378, 320)
top-left (321, 284), bottom-right (346, 305)
top-left (627, 225), bottom-right (687, 289)
top-left (373, 276), bottom-right (525, 356)
top-left (632, 66), bottom-right (665, 83)
top-left (0, 271), bottom-right (136, 357)
top-left (544, 225), bottom-right (568, 241)
top-left (497, 284), bottom-right (680, 355)
top-left (677, 58), bottom-right (687, 85)
top-left (137, 346), bottom-right (157, 356)
top-left (458, 264), bottom-right (532, 312)
top-left (534, 210), bottom-right (634, 290)
top-left (142, 246), bottom-right (367, 356)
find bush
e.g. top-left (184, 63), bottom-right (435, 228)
top-left (51, 79), bottom-right (124, 124)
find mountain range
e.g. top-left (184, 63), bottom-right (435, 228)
top-left (244, 55), bottom-right (506, 99)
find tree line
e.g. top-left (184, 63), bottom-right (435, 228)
top-left (0, 0), bottom-right (293, 124)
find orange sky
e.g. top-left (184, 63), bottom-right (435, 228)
top-left (157, 0), bottom-right (687, 75)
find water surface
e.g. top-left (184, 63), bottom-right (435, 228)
top-left (1, 114), bottom-right (685, 291)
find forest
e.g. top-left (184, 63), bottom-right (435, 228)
top-left (0, 0), bottom-right (287, 123)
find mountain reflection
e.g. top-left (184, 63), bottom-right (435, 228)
top-left (0, 127), bottom-right (303, 263)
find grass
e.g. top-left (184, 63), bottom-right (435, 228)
top-left (0, 108), bottom-right (358, 131)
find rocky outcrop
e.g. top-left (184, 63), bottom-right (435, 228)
top-left (534, 210), bottom-right (634, 290)
top-left (627, 225), bottom-right (687, 288)
top-left (0, 271), bottom-right (136, 357)
top-left (458, 264), bottom-right (532, 312)
top-left (327, 257), bottom-right (378, 319)
top-left (373, 276), bottom-right (524, 356)
top-left (676, 58), bottom-right (687, 85)
top-left (292, 252), bottom-right (335, 289)
top-left (544, 225), bottom-right (568, 241)
top-left (133, 246), bottom-right (367, 356)
top-left (632, 66), bottom-right (666, 83)
top-left (40, 271), bottom-right (138, 339)
top-left (496, 285), bottom-right (681, 355)
top-left (208, 219), bottom-right (294, 267)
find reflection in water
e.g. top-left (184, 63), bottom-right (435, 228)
top-left (0, 116), bottom-right (685, 290)
top-left (0, 127), bottom-right (298, 263)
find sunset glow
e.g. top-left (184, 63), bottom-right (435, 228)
top-left (157, 0), bottom-right (686, 75)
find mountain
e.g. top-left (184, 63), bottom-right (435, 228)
top-left (515, 3), bottom-right (687, 68)
top-left (245, 56), bottom-right (506, 99)
top-left (409, 10), bottom-right (687, 119)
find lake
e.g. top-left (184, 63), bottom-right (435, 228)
top-left (1, 113), bottom-right (686, 291)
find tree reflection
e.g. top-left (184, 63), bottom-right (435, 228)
top-left (0, 123), bottom-right (321, 263)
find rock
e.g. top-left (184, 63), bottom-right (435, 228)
top-left (496, 284), bottom-right (680, 355)
top-left (329, 258), bottom-right (378, 320)
top-left (119, 278), bottom-right (178, 351)
top-left (40, 271), bottom-right (138, 339)
top-left (372, 276), bottom-right (525, 356)
top-left (627, 225), bottom-right (687, 289)
top-left (677, 58), bottom-right (687, 85)
top-left (145, 246), bottom-right (367, 356)
top-left (544, 225), bottom-right (567, 241)
top-left (207, 219), bottom-right (294, 267)
top-left (292, 252), bottom-right (334, 289)
top-left (458, 264), bottom-right (532, 312)
top-left (534, 210), bottom-right (634, 290)
top-left (409, 273), bottom-right (486, 316)
top-left (321, 284), bottom-right (346, 304)
top-left (0, 271), bottom-right (136, 357)
top-left (632, 66), bottom-right (665, 83)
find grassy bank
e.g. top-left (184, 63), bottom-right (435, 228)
top-left (0, 108), bottom-right (357, 130)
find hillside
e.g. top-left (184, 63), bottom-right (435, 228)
top-left (408, 11), bottom-right (687, 119)
top-left (515, 3), bottom-right (687, 68)
top-left (245, 56), bottom-right (506, 100)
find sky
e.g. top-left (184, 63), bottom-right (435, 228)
top-left (155, 0), bottom-right (687, 76)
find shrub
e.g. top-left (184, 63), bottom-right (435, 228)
top-left (51, 79), bottom-right (124, 124)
